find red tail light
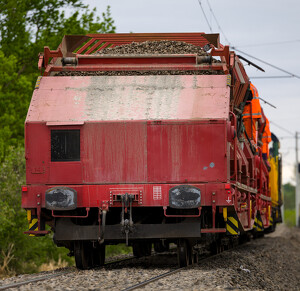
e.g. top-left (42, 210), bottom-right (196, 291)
top-left (22, 186), bottom-right (28, 192)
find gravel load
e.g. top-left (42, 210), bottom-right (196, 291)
top-left (57, 40), bottom-right (223, 76)
top-left (98, 40), bottom-right (212, 57)
top-left (2, 224), bottom-right (300, 291)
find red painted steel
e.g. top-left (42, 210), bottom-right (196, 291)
top-left (22, 183), bottom-right (234, 208)
top-left (23, 32), bottom-right (273, 239)
top-left (77, 54), bottom-right (199, 65)
top-left (27, 75), bottom-right (230, 123)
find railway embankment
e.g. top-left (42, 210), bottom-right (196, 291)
top-left (1, 224), bottom-right (299, 290)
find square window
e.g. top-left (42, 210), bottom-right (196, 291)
top-left (51, 130), bottom-right (80, 162)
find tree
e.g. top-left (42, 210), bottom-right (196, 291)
top-left (0, 1), bottom-right (115, 159)
top-left (0, 1), bottom-right (116, 275)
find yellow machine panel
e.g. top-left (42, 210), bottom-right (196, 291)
top-left (269, 156), bottom-right (279, 206)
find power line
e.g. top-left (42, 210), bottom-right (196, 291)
top-left (197, 0), bottom-right (212, 32)
top-left (206, 0), bottom-right (230, 45)
top-left (231, 47), bottom-right (300, 79)
top-left (250, 76), bottom-right (294, 79)
top-left (280, 136), bottom-right (297, 139)
top-left (235, 39), bottom-right (300, 48)
top-left (269, 121), bottom-right (294, 136)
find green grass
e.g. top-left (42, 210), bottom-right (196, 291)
top-left (284, 209), bottom-right (296, 227)
top-left (106, 244), bottom-right (132, 257)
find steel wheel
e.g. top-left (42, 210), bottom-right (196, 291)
top-left (74, 241), bottom-right (93, 270)
top-left (143, 242), bottom-right (152, 256)
top-left (132, 242), bottom-right (144, 258)
top-left (154, 241), bottom-right (169, 253)
top-left (133, 241), bottom-right (152, 257)
top-left (92, 244), bottom-right (105, 267)
top-left (177, 240), bottom-right (190, 267)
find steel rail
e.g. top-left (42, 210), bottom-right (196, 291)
top-left (0, 270), bottom-right (72, 291)
top-left (121, 241), bottom-right (252, 291)
top-left (121, 267), bottom-right (183, 291)
top-left (0, 254), bottom-right (136, 290)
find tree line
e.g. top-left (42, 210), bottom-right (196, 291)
top-left (0, 0), bottom-right (115, 276)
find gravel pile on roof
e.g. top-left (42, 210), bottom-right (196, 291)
top-left (98, 40), bottom-right (211, 56)
top-left (57, 40), bottom-right (223, 76)
top-left (57, 70), bottom-right (221, 76)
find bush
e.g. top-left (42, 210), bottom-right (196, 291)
top-left (0, 146), bottom-right (73, 277)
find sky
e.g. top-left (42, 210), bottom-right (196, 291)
top-left (80, 0), bottom-right (300, 184)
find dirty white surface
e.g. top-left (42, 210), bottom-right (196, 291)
top-left (27, 75), bottom-right (229, 123)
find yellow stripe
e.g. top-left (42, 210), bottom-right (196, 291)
top-left (27, 210), bottom-right (31, 223)
top-left (227, 74), bottom-right (231, 86)
top-left (35, 76), bottom-right (42, 89)
top-left (29, 218), bottom-right (38, 231)
top-left (257, 219), bottom-right (262, 227)
top-left (223, 207), bottom-right (227, 222)
top-left (228, 217), bottom-right (238, 228)
top-left (226, 224), bottom-right (238, 235)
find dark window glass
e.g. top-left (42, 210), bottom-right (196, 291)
top-left (51, 130), bottom-right (80, 162)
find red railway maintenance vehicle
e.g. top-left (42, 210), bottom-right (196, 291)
top-left (22, 33), bottom-right (282, 268)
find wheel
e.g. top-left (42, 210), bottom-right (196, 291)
top-left (143, 241), bottom-right (152, 256)
top-left (177, 239), bottom-right (191, 267)
top-left (154, 241), bottom-right (169, 253)
top-left (74, 241), bottom-right (93, 270)
top-left (132, 241), bottom-right (152, 257)
top-left (253, 230), bottom-right (264, 239)
top-left (132, 242), bottom-right (143, 258)
top-left (92, 243), bottom-right (105, 267)
top-left (193, 250), bottom-right (199, 265)
top-left (210, 241), bottom-right (219, 255)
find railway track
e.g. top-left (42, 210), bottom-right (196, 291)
top-left (121, 243), bottom-right (250, 291)
top-left (0, 248), bottom-right (176, 290)
top-left (0, 243), bottom-right (247, 291)
top-left (0, 270), bottom-right (72, 291)
top-left (0, 254), bottom-right (136, 291)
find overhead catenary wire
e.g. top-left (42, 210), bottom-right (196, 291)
top-left (231, 47), bottom-right (300, 79)
top-left (194, 2), bottom-right (299, 81)
top-left (197, 0), bottom-right (212, 32)
top-left (250, 76), bottom-right (294, 79)
top-left (206, 0), bottom-right (230, 45)
top-left (269, 121), bottom-right (294, 136)
top-left (234, 39), bottom-right (300, 48)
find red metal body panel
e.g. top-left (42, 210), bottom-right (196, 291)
top-left (22, 182), bottom-right (232, 208)
top-left (83, 122), bottom-right (147, 183)
top-left (23, 33), bottom-right (273, 241)
top-left (25, 120), bottom-right (228, 186)
top-left (147, 121), bottom-right (227, 183)
top-left (27, 75), bottom-right (230, 123)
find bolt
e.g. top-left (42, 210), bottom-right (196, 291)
top-left (212, 200), bottom-right (215, 203)
top-left (37, 194), bottom-right (40, 197)
top-left (37, 202), bottom-right (40, 205)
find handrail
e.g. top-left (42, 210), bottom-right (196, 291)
top-left (229, 111), bottom-right (237, 180)
top-left (51, 207), bottom-right (90, 218)
top-left (163, 207), bottom-right (201, 218)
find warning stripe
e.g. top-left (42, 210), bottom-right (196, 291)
top-left (29, 219), bottom-right (38, 231)
top-left (226, 216), bottom-right (239, 235)
top-left (254, 217), bottom-right (263, 231)
top-left (228, 217), bottom-right (238, 228)
top-left (270, 217), bottom-right (273, 225)
top-left (256, 218), bottom-right (262, 227)
top-left (35, 76), bottom-right (42, 89)
top-left (227, 75), bottom-right (232, 86)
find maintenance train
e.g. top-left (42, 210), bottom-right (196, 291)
top-left (22, 33), bottom-right (282, 268)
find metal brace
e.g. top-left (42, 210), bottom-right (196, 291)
top-left (121, 193), bottom-right (134, 245)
